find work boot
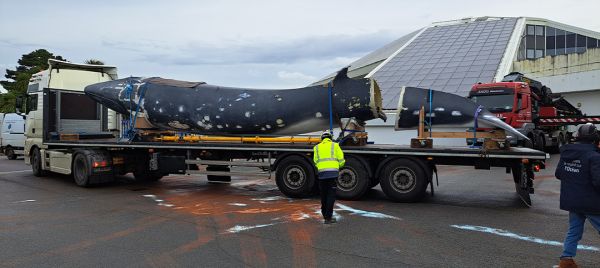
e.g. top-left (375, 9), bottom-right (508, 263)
top-left (558, 257), bottom-right (578, 268)
top-left (323, 218), bottom-right (337, 224)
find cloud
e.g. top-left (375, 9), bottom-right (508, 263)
top-left (126, 31), bottom-right (397, 66)
top-left (277, 71), bottom-right (316, 84)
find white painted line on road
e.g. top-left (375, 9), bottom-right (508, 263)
top-left (336, 203), bottom-right (400, 220)
top-left (13, 199), bottom-right (36, 203)
top-left (0, 170), bottom-right (30, 175)
top-left (142, 194), bottom-right (175, 208)
top-left (225, 223), bottom-right (278, 233)
top-left (251, 196), bottom-right (287, 203)
top-left (451, 225), bottom-right (599, 252)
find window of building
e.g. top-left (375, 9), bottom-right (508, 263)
top-left (546, 27), bottom-right (556, 56)
top-left (588, 37), bottom-right (598, 48)
top-left (566, 31), bottom-right (576, 53)
top-left (576, 34), bottom-right (587, 53)
top-left (556, 29), bottom-right (566, 55)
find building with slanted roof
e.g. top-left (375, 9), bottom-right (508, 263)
top-left (314, 17), bottom-right (600, 144)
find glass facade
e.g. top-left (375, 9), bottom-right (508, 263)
top-left (519, 24), bottom-right (599, 60)
top-left (372, 18), bottom-right (517, 109)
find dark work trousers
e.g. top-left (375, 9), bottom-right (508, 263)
top-left (318, 177), bottom-right (337, 220)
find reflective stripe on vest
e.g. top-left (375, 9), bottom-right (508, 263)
top-left (315, 141), bottom-right (340, 171)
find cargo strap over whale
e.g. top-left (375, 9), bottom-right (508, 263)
top-left (85, 68), bottom-right (386, 136)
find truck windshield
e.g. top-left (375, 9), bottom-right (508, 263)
top-left (470, 94), bottom-right (514, 112)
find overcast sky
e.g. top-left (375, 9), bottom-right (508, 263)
top-left (1, 0), bottom-right (599, 88)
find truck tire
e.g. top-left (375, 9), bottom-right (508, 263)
top-left (5, 146), bottom-right (17, 160)
top-left (379, 158), bottom-right (428, 202)
top-left (336, 157), bottom-right (370, 200)
top-left (534, 134), bottom-right (545, 151)
top-left (206, 165), bottom-right (231, 183)
top-left (275, 155), bottom-right (315, 198)
top-left (31, 147), bottom-right (47, 177)
top-left (73, 153), bottom-right (92, 187)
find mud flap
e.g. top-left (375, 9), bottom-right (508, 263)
top-left (512, 163), bottom-right (533, 207)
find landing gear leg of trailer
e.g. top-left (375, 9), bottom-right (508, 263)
top-left (512, 163), bottom-right (533, 207)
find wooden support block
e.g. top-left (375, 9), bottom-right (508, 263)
top-left (60, 134), bottom-right (79, 141)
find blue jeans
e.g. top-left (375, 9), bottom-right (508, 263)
top-left (561, 212), bottom-right (600, 257)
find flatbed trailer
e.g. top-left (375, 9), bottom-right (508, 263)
top-left (30, 88), bottom-right (546, 206)
top-left (22, 63), bottom-right (547, 206)
top-left (39, 135), bottom-right (545, 206)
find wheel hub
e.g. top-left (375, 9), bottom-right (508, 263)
top-left (390, 168), bottom-right (416, 193)
top-left (284, 166), bottom-right (305, 190)
top-left (337, 169), bottom-right (357, 190)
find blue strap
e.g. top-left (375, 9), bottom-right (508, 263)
top-left (428, 88), bottom-right (433, 138)
top-left (470, 105), bottom-right (484, 148)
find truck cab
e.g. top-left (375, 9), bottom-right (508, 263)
top-left (468, 72), bottom-right (575, 152)
top-left (22, 59), bottom-right (118, 171)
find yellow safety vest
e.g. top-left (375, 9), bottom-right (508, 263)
top-left (313, 138), bottom-right (345, 172)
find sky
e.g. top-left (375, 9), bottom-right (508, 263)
top-left (1, 0), bottom-right (599, 89)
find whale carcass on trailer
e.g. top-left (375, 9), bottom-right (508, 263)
top-left (85, 68), bottom-right (386, 136)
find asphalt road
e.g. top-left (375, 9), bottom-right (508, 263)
top-left (1, 154), bottom-right (599, 267)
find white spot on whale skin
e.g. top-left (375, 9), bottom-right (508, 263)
top-left (215, 115), bottom-right (221, 119)
top-left (265, 125), bottom-right (271, 129)
top-left (450, 225), bottom-right (599, 251)
top-left (236, 125), bottom-right (242, 129)
top-left (217, 125), bottom-right (223, 129)
top-left (155, 100), bottom-right (160, 104)
top-left (251, 103), bottom-right (256, 107)
top-left (315, 112), bottom-right (323, 118)
top-left (434, 107), bottom-right (445, 112)
top-left (178, 105), bottom-right (185, 112)
top-left (168, 121), bottom-right (190, 129)
top-left (276, 119), bottom-right (284, 124)
top-left (335, 203), bottom-right (400, 220)
top-left (219, 107), bottom-right (225, 112)
top-left (159, 108), bottom-right (163, 113)
top-left (244, 111), bottom-right (251, 118)
top-left (451, 111), bottom-right (462, 116)
top-left (204, 115), bottom-right (210, 121)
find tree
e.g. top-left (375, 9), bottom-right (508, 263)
top-left (0, 49), bottom-right (66, 113)
top-left (85, 59), bottom-right (105, 65)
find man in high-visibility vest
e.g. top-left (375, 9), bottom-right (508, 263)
top-left (313, 131), bottom-right (345, 224)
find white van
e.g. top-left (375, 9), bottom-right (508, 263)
top-left (0, 113), bottom-right (25, 159)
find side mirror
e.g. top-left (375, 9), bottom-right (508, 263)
top-left (15, 96), bottom-right (24, 113)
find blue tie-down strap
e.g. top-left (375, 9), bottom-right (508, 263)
top-left (468, 105), bottom-right (484, 148)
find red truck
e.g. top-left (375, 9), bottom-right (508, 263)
top-left (468, 72), bottom-right (600, 152)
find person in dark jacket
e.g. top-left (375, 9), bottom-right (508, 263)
top-left (555, 124), bottom-right (600, 268)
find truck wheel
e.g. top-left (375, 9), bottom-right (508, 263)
top-left (5, 146), bottom-right (17, 160)
top-left (275, 155), bottom-right (315, 198)
top-left (206, 165), bottom-right (231, 183)
top-left (73, 153), bottom-right (92, 187)
top-left (31, 147), bottom-right (47, 177)
top-left (534, 134), bottom-right (545, 151)
top-left (336, 157), bottom-right (370, 200)
top-left (379, 158), bottom-right (428, 202)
